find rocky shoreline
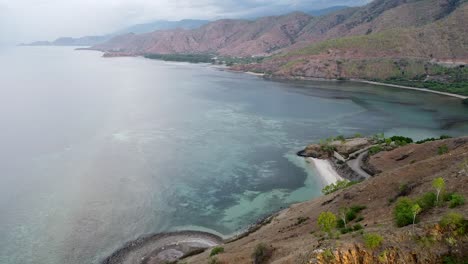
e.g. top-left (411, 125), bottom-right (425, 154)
top-left (101, 231), bottom-right (223, 264)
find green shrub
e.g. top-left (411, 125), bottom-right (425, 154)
top-left (355, 216), bottom-right (364, 222)
top-left (318, 211), bottom-right (337, 236)
top-left (335, 135), bottom-right (346, 142)
top-left (442, 192), bottom-right (454, 202)
top-left (446, 193), bottom-right (465, 208)
top-left (337, 219), bottom-right (345, 228)
top-left (394, 197), bottom-right (414, 227)
top-left (350, 205), bottom-right (367, 213)
top-left (416, 135), bottom-right (452, 144)
top-left (210, 246), bottom-right (225, 257)
top-left (340, 227), bottom-right (353, 234)
top-left (369, 145), bottom-right (383, 155)
top-left (252, 243), bottom-right (272, 264)
top-left (322, 249), bottom-right (334, 261)
top-left (363, 233), bottom-right (383, 249)
top-left (346, 210), bottom-right (357, 222)
top-left (354, 133), bottom-right (363, 138)
top-left (390, 136), bottom-right (413, 146)
top-left (416, 192), bottom-right (437, 211)
top-left (438, 145), bottom-right (449, 155)
top-left (439, 135), bottom-right (452, 140)
top-left (439, 212), bottom-right (467, 236)
top-left (322, 180), bottom-right (359, 195)
top-left (353, 224), bottom-right (363, 231)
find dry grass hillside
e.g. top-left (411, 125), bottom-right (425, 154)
top-left (184, 137), bottom-right (468, 264)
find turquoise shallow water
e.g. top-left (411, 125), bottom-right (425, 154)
top-left (0, 46), bottom-right (467, 264)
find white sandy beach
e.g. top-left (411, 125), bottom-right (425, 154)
top-left (307, 157), bottom-right (343, 185)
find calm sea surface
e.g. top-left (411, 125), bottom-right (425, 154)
top-left (0, 46), bottom-right (467, 264)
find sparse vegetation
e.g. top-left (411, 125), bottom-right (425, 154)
top-left (252, 243), bottom-right (272, 264)
top-left (144, 53), bottom-right (214, 63)
top-left (411, 204), bottom-right (422, 232)
top-left (447, 193), bottom-right (465, 208)
top-left (439, 212), bottom-right (467, 237)
top-left (416, 135), bottom-right (452, 144)
top-left (394, 197), bottom-right (415, 227)
top-left (322, 180), bottom-right (359, 195)
top-left (363, 233), bottom-right (383, 249)
top-left (433, 177), bottom-right (446, 204)
top-left (210, 246), bottom-right (224, 257)
top-left (389, 136), bottom-right (413, 146)
top-left (318, 211), bottom-right (337, 237)
top-left (438, 145), bottom-right (449, 155)
top-left (369, 145), bottom-right (383, 155)
top-left (416, 192), bottom-right (436, 211)
top-left (322, 249), bottom-right (334, 262)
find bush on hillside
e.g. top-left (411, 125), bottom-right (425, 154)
top-left (390, 136), bottom-right (413, 146)
top-left (416, 192), bottom-right (437, 211)
top-left (210, 246), bottom-right (225, 256)
top-left (447, 193), bottom-right (465, 208)
top-left (363, 233), bottom-right (383, 249)
top-left (369, 145), bottom-right (383, 155)
top-left (439, 212), bottom-right (467, 236)
top-left (322, 180), bottom-right (359, 195)
top-left (438, 145), bottom-right (449, 155)
top-left (252, 243), bottom-right (273, 264)
top-left (394, 197), bottom-right (414, 227)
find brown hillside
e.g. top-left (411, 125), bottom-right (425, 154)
top-left (184, 137), bottom-right (468, 263)
top-left (92, 0), bottom-right (467, 59)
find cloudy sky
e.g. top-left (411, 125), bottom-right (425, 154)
top-left (0, 0), bottom-right (371, 44)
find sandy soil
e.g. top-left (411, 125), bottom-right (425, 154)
top-left (307, 157), bottom-right (344, 185)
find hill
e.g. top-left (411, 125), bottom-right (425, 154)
top-left (21, 19), bottom-right (210, 47)
top-left (89, 0), bottom-right (468, 96)
top-left (92, 0), bottom-right (467, 58)
top-left (182, 136), bottom-right (468, 263)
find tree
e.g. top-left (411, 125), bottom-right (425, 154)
top-left (318, 211), bottom-right (337, 237)
top-left (339, 207), bottom-right (348, 229)
top-left (432, 177), bottom-right (445, 204)
top-left (411, 204), bottom-right (421, 232)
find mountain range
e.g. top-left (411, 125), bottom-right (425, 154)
top-left (90, 0), bottom-right (468, 94)
top-left (22, 6), bottom-right (348, 47)
top-left (21, 19), bottom-right (211, 46)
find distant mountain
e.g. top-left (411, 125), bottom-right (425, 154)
top-left (21, 7), bottom-right (349, 47)
top-left (21, 19), bottom-right (210, 47)
top-left (115, 19), bottom-right (210, 35)
top-left (306, 5), bottom-right (350, 16)
top-left (91, 0), bottom-right (468, 94)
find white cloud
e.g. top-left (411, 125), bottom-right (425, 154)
top-left (0, 0), bottom-right (371, 43)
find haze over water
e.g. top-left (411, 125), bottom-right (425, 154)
top-left (0, 46), bottom-right (467, 264)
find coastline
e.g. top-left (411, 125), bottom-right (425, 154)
top-left (306, 157), bottom-right (343, 186)
top-left (352, 79), bottom-right (468, 100)
top-left (236, 71), bottom-right (467, 100)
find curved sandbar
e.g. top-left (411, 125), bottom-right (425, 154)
top-left (102, 231), bottom-right (223, 264)
top-left (353, 79), bottom-right (468, 100)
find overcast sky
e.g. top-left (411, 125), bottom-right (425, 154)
top-left (0, 0), bottom-right (371, 44)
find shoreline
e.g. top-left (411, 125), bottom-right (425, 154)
top-left (237, 72), bottom-right (467, 100)
top-left (352, 79), bottom-right (468, 100)
top-left (306, 157), bottom-right (344, 186)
